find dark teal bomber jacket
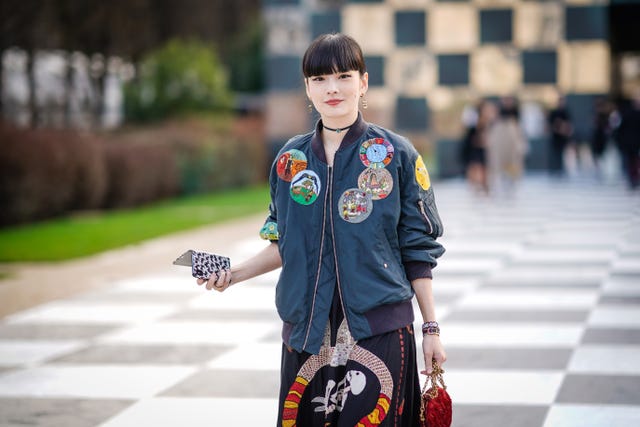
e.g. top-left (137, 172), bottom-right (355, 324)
top-left (259, 113), bottom-right (445, 354)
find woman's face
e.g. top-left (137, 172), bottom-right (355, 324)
top-left (305, 70), bottom-right (368, 123)
top-left (479, 102), bottom-right (497, 124)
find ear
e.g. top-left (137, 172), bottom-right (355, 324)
top-left (360, 72), bottom-right (369, 96)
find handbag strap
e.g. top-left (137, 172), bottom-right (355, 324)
top-left (421, 360), bottom-right (447, 399)
top-left (419, 360), bottom-right (448, 423)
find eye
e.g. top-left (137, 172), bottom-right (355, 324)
top-left (339, 73), bottom-right (352, 79)
top-left (311, 76), bottom-right (324, 82)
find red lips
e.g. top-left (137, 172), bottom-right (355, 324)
top-left (326, 99), bottom-right (342, 106)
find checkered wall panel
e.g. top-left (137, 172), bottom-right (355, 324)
top-left (264, 0), bottom-right (611, 172)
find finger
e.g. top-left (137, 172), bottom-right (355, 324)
top-left (213, 270), bottom-right (226, 290)
top-left (223, 270), bottom-right (233, 289)
top-left (421, 362), bottom-right (434, 375)
top-left (423, 355), bottom-right (434, 375)
top-left (214, 270), bottom-right (231, 291)
top-left (205, 273), bottom-right (219, 291)
top-left (435, 352), bottom-right (447, 366)
top-left (197, 279), bottom-right (205, 286)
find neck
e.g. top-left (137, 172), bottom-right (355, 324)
top-left (321, 113), bottom-right (359, 134)
top-left (323, 123), bottom-right (351, 133)
top-left (323, 127), bottom-right (346, 148)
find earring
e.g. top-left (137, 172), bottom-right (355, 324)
top-left (308, 101), bottom-right (313, 113)
top-left (361, 95), bottom-right (368, 110)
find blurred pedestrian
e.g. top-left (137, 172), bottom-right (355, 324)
top-left (614, 90), bottom-right (640, 190)
top-left (460, 99), bottom-right (496, 195)
top-left (591, 97), bottom-right (612, 176)
top-left (486, 96), bottom-right (528, 197)
top-left (196, 33), bottom-right (446, 425)
top-left (547, 94), bottom-right (573, 177)
top-left (459, 102), bottom-right (477, 176)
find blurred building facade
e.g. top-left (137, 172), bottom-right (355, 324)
top-left (262, 0), bottom-right (640, 177)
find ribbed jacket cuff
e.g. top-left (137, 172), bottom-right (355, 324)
top-left (403, 261), bottom-right (433, 281)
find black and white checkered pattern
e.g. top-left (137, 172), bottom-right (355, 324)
top-left (1, 172), bottom-right (639, 426)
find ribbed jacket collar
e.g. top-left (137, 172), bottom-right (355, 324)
top-left (311, 112), bottom-right (368, 164)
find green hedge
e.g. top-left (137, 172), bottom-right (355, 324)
top-left (0, 123), bottom-right (107, 225)
top-left (102, 140), bottom-right (180, 208)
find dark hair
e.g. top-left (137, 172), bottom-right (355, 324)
top-left (302, 33), bottom-right (366, 78)
top-left (499, 96), bottom-right (520, 119)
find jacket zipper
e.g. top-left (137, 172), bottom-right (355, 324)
top-left (417, 199), bottom-right (434, 235)
top-left (302, 164), bottom-right (331, 349)
top-left (328, 164), bottom-right (351, 335)
top-left (302, 163), bottom-right (352, 349)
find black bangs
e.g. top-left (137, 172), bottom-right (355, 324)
top-left (302, 33), bottom-right (366, 78)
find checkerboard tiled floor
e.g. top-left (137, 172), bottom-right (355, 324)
top-left (1, 174), bottom-right (639, 427)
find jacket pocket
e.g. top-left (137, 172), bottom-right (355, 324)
top-left (275, 282), bottom-right (306, 323)
top-left (417, 188), bottom-right (443, 238)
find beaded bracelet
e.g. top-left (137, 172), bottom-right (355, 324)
top-left (422, 321), bottom-right (440, 336)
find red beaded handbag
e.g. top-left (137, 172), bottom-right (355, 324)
top-left (419, 361), bottom-right (452, 427)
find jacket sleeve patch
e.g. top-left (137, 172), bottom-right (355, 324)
top-left (259, 221), bottom-right (279, 241)
top-left (277, 149), bottom-right (308, 182)
top-left (414, 155), bottom-right (431, 191)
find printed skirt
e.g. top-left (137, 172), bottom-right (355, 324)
top-left (277, 319), bottom-right (421, 426)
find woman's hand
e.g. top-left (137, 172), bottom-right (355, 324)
top-left (193, 242), bottom-right (281, 293)
top-left (421, 333), bottom-right (446, 375)
top-left (196, 269), bottom-right (232, 292)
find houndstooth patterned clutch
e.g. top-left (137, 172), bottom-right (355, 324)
top-left (173, 250), bottom-right (231, 280)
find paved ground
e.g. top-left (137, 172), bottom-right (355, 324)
top-left (0, 173), bottom-right (639, 427)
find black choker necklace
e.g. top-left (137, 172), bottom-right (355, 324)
top-left (323, 119), bottom-right (357, 134)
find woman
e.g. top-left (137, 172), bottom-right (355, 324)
top-left (615, 90), bottom-right (640, 190)
top-left (198, 33), bottom-right (446, 426)
top-left (547, 94), bottom-right (573, 177)
top-left (487, 96), bottom-right (528, 197)
top-left (461, 99), bottom-right (496, 195)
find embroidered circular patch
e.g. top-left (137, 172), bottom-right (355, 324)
top-left (359, 138), bottom-right (394, 169)
top-left (415, 155), bottom-right (431, 190)
top-left (340, 188), bottom-right (373, 223)
top-left (290, 170), bottom-right (321, 205)
top-left (259, 221), bottom-right (279, 241)
top-left (277, 149), bottom-right (308, 182)
top-left (358, 167), bottom-right (394, 200)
